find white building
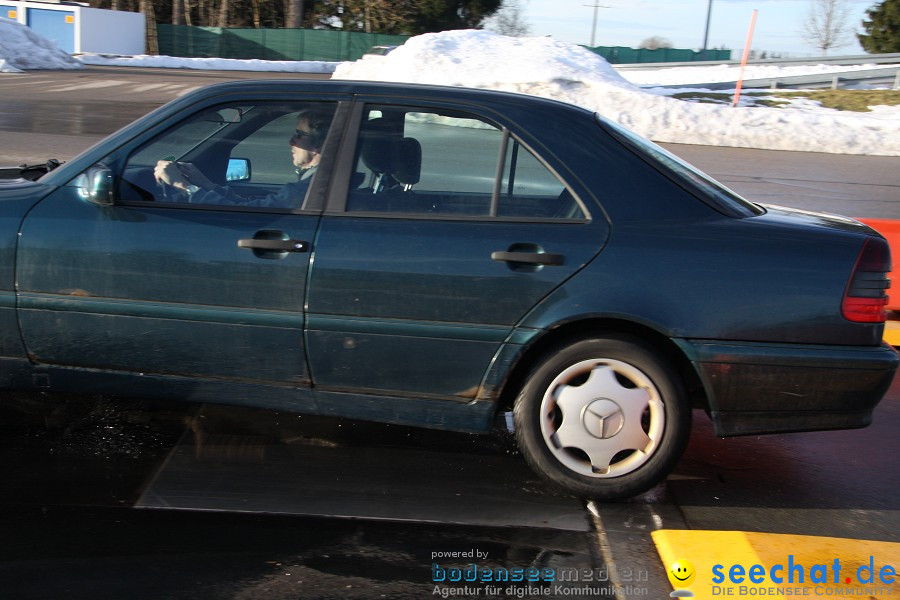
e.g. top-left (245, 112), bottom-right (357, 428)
top-left (1, 0), bottom-right (144, 55)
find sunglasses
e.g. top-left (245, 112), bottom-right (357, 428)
top-left (292, 129), bottom-right (313, 141)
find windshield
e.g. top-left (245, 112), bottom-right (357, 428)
top-left (597, 115), bottom-right (764, 218)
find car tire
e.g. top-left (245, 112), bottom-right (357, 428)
top-left (513, 335), bottom-right (690, 500)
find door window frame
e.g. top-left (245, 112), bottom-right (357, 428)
top-left (324, 101), bottom-right (592, 224)
top-left (103, 99), bottom-right (354, 215)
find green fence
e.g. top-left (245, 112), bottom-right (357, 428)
top-left (587, 45), bottom-right (731, 64)
top-left (156, 26), bottom-right (731, 65)
top-left (157, 25), bottom-right (409, 62)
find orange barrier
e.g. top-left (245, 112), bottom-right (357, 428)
top-left (885, 321), bottom-right (900, 346)
top-left (857, 218), bottom-right (900, 312)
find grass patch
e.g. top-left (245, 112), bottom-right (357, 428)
top-left (768, 90), bottom-right (900, 112)
top-left (671, 89), bottom-right (900, 112)
top-left (671, 92), bottom-right (733, 105)
top-left (746, 95), bottom-right (794, 108)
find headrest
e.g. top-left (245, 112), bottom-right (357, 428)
top-left (394, 137), bottom-right (422, 187)
top-left (361, 136), bottom-right (397, 175)
top-left (359, 118), bottom-right (398, 175)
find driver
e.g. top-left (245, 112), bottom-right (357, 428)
top-left (153, 109), bottom-right (331, 209)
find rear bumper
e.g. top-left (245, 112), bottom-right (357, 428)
top-left (674, 339), bottom-right (899, 437)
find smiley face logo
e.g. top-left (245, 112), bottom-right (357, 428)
top-left (667, 559), bottom-right (696, 589)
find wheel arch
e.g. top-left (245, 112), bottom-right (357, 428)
top-left (496, 318), bottom-right (707, 414)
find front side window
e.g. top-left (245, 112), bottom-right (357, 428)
top-left (118, 102), bottom-right (336, 211)
top-left (346, 105), bottom-right (586, 220)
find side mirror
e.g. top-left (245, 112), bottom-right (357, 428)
top-left (226, 158), bottom-right (251, 181)
top-left (71, 164), bottom-right (114, 206)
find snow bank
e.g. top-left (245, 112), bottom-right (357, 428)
top-left (0, 17), bottom-right (83, 72)
top-left (78, 53), bottom-right (338, 73)
top-left (334, 30), bottom-right (900, 156)
top-left (336, 29), bottom-right (635, 90)
top-left (0, 17), bottom-right (335, 74)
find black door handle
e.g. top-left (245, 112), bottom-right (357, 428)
top-left (238, 238), bottom-right (309, 252)
top-left (491, 251), bottom-right (564, 266)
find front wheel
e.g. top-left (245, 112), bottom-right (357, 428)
top-left (513, 335), bottom-right (690, 500)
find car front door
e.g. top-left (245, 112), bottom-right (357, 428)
top-left (306, 102), bottom-right (610, 404)
top-left (16, 99), bottom-right (343, 399)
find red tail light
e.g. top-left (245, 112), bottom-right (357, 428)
top-left (842, 237), bottom-right (891, 323)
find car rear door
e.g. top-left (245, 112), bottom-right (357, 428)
top-left (306, 101), bottom-right (610, 401)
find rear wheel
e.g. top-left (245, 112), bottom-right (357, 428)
top-left (513, 335), bottom-right (690, 500)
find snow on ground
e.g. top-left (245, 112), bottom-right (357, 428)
top-left (78, 52), bottom-right (338, 73)
top-left (0, 17), bottom-right (336, 74)
top-left (333, 30), bottom-right (900, 156)
top-left (0, 17), bottom-right (82, 71)
top-left (1, 20), bottom-right (897, 156)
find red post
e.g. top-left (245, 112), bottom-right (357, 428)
top-left (732, 9), bottom-right (758, 108)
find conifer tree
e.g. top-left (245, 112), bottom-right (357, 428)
top-left (858, 0), bottom-right (900, 53)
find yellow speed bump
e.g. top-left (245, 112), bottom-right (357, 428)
top-left (651, 529), bottom-right (900, 600)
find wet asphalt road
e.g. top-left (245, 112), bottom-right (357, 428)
top-left (0, 395), bottom-right (610, 599)
top-left (1, 506), bottom-right (606, 599)
top-left (0, 374), bottom-right (898, 599)
top-left (0, 66), bottom-right (898, 599)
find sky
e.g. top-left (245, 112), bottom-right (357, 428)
top-left (518, 0), bottom-right (877, 56)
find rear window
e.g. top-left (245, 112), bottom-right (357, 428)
top-left (597, 115), bottom-right (764, 218)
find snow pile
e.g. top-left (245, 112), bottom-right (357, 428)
top-left (0, 17), bottom-right (83, 72)
top-left (337, 30), bottom-right (635, 91)
top-left (78, 53), bottom-right (338, 73)
top-left (334, 30), bottom-right (900, 156)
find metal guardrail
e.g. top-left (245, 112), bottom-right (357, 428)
top-left (614, 52), bottom-right (900, 71)
top-left (647, 66), bottom-right (900, 91)
top-left (747, 67), bottom-right (899, 90)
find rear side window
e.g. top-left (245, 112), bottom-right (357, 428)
top-left (345, 105), bottom-right (587, 221)
top-left (499, 139), bottom-right (584, 219)
top-left (598, 115), bottom-right (763, 217)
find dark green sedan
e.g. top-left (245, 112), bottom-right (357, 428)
top-left (0, 80), bottom-right (895, 499)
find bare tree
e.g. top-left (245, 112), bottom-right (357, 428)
top-left (172, 0), bottom-right (184, 25)
top-left (140, 0), bottom-right (158, 53)
top-left (489, 0), bottom-right (531, 37)
top-left (801, 0), bottom-right (852, 55)
top-left (216, 0), bottom-right (228, 26)
top-left (285, 0), bottom-right (303, 28)
top-left (250, 0), bottom-right (261, 27)
top-left (639, 35), bottom-right (673, 50)
top-left (314, 1), bottom-right (415, 34)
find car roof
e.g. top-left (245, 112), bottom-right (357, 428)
top-left (187, 78), bottom-right (593, 115)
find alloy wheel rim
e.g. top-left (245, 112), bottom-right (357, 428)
top-left (539, 358), bottom-right (665, 478)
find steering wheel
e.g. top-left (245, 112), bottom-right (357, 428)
top-left (156, 179), bottom-right (189, 202)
